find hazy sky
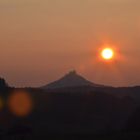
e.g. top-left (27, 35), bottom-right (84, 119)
top-left (0, 0), bottom-right (140, 87)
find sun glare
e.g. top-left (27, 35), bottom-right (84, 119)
top-left (101, 48), bottom-right (114, 60)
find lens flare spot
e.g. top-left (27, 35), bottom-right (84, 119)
top-left (8, 91), bottom-right (33, 117)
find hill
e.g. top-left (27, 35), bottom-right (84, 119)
top-left (42, 70), bottom-right (103, 89)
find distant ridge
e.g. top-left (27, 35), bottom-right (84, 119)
top-left (41, 70), bottom-right (103, 89)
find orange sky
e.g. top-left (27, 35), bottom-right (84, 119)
top-left (0, 0), bottom-right (140, 87)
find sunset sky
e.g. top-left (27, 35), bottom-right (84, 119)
top-left (0, 0), bottom-right (140, 87)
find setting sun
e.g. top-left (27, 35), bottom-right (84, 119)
top-left (101, 48), bottom-right (114, 60)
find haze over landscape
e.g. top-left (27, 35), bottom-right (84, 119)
top-left (1, 1), bottom-right (140, 138)
top-left (0, 0), bottom-right (140, 87)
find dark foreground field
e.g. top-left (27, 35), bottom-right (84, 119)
top-left (1, 85), bottom-right (140, 139)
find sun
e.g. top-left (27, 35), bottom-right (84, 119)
top-left (101, 48), bottom-right (114, 60)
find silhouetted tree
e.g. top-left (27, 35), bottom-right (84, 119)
top-left (0, 78), bottom-right (8, 90)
